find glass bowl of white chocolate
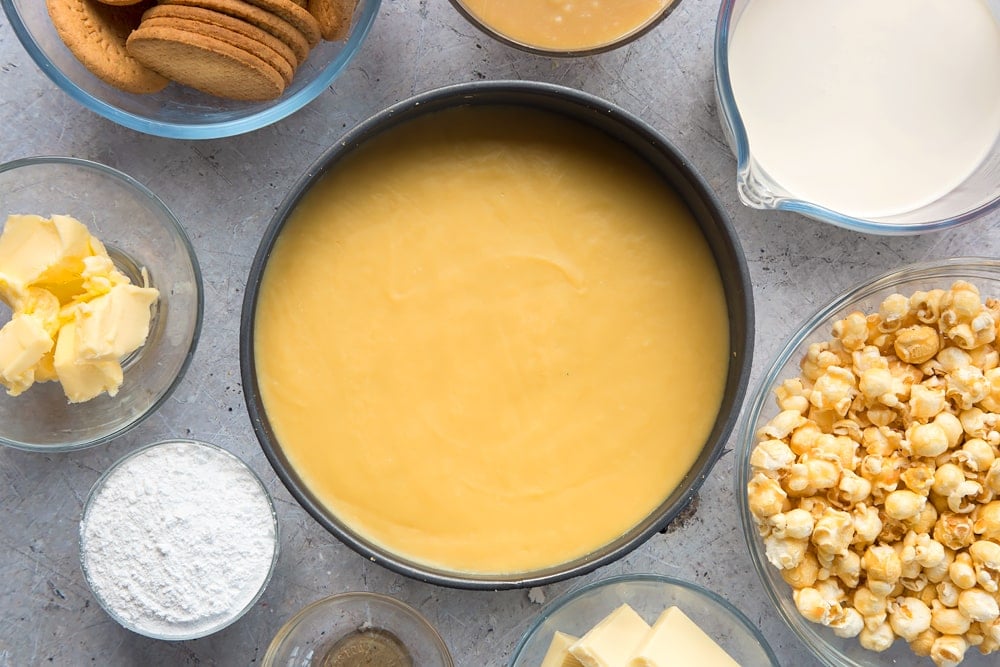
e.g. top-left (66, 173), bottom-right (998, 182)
top-left (739, 258), bottom-right (1000, 666)
top-left (0, 156), bottom-right (202, 451)
top-left (509, 573), bottom-right (778, 666)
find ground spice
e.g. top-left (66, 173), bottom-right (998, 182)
top-left (320, 628), bottom-right (413, 667)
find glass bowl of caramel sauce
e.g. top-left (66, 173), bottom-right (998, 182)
top-left (448, 0), bottom-right (683, 56)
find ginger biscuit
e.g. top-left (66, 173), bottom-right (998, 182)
top-left (143, 3), bottom-right (309, 65)
top-left (95, 0), bottom-right (146, 4)
top-left (158, 0), bottom-right (312, 64)
top-left (307, 0), bottom-right (356, 41)
top-left (140, 16), bottom-right (295, 85)
top-left (141, 6), bottom-right (299, 70)
top-left (45, 0), bottom-right (168, 93)
top-left (238, 0), bottom-right (322, 47)
top-left (126, 24), bottom-right (286, 100)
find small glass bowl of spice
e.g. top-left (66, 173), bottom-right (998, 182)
top-left (79, 439), bottom-right (279, 640)
top-left (263, 592), bottom-right (453, 667)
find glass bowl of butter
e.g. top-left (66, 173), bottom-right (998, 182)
top-left (262, 591), bottom-right (453, 667)
top-left (509, 573), bottom-right (779, 666)
top-left (0, 156), bottom-right (202, 451)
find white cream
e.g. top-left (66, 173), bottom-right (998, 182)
top-left (728, 0), bottom-right (1000, 219)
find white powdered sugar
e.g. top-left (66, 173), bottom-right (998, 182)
top-left (80, 440), bottom-right (277, 639)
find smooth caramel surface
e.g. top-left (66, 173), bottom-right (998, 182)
top-left (254, 106), bottom-right (729, 574)
top-left (458, 0), bottom-right (672, 51)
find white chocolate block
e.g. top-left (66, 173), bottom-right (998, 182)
top-left (569, 604), bottom-right (651, 667)
top-left (541, 631), bottom-right (584, 667)
top-left (628, 606), bottom-right (740, 667)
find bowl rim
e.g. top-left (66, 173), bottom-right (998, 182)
top-left (78, 438), bottom-right (281, 641)
top-left (239, 79), bottom-right (754, 590)
top-left (446, 0), bottom-right (683, 57)
top-left (735, 257), bottom-right (1000, 666)
top-left (0, 155), bottom-right (204, 452)
top-left (0, 0), bottom-right (382, 139)
top-left (712, 0), bottom-right (1000, 234)
top-left (507, 572), bottom-right (781, 666)
top-left (263, 591), bottom-right (454, 666)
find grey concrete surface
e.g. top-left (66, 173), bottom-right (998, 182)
top-left (0, 1), bottom-right (997, 666)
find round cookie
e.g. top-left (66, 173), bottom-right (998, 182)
top-left (307, 0), bottom-right (356, 41)
top-left (126, 24), bottom-right (286, 100)
top-left (45, 0), bottom-right (168, 93)
top-left (158, 0), bottom-right (312, 63)
top-left (139, 16), bottom-right (295, 85)
top-left (238, 0), bottom-right (321, 46)
top-left (142, 4), bottom-right (302, 67)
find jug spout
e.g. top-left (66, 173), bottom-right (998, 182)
top-left (736, 158), bottom-right (782, 210)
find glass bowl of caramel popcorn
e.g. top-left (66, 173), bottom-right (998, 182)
top-left (0, 157), bottom-right (202, 451)
top-left (739, 258), bottom-right (1000, 666)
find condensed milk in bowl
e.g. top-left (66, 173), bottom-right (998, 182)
top-left (449, 0), bottom-right (683, 55)
top-left (241, 81), bottom-right (753, 589)
top-left (715, 0), bottom-right (1000, 234)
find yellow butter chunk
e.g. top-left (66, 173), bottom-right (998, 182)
top-left (0, 313), bottom-right (55, 396)
top-left (628, 606), bottom-right (740, 667)
top-left (53, 321), bottom-right (124, 403)
top-left (72, 283), bottom-right (159, 361)
top-left (541, 631), bottom-right (584, 667)
top-left (0, 214), bottom-right (94, 301)
top-left (19, 287), bottom-right (61, 336)
top-left (569, 604), bottom-right (651, 667)
top-left (0, 214), bottom-right (158, 402)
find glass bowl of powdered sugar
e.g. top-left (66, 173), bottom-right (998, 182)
top-left (79, 439), bottom-right (279, 640)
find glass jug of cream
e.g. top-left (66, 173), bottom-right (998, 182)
top-left (715, 0), bottom-right (1000, 234)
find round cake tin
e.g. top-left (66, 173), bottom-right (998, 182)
top-left (240, 80), bottom-right (754, 590)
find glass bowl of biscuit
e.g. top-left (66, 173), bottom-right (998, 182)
top-left (0, 156), bottom-right (202, 451)
top-left (738, 258), bottom-right (1000, 666)
top-left (1, 0), bottom-right (380, 139)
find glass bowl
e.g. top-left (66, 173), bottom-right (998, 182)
top-left (737, 258), bottom-right (1000, 666)
top-left (713, 0), bottom-right (1000, 235)
top-left (0, 156), bottom-right (202, 451)
top-left (1, 0), bottom-right (381, 139)
top-left (448, 0), bottom-right (682, 56)
top-left (263, 592), bottom-right (453, 667)
top-left (240, 80), bottom-right (754, 590)
top-left (509, 573), bottom-right (779, 666)
top-left (79, 439), bottom-right (280, 641)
